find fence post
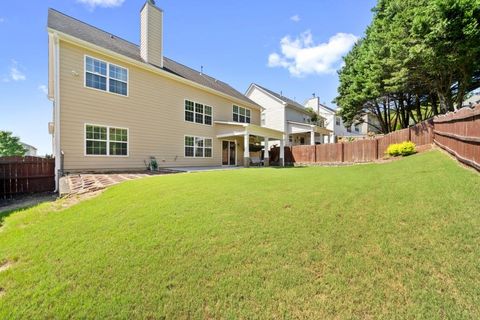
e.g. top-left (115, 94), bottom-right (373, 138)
top-left (408, 127), bottom-right (412, 141)
top-left (341, 143), bottom-right (345, 163)
top-left (375, 139), bottom-right (379, 160)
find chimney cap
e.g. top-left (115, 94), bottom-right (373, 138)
top-left (141, 0), bottom-right (163, 12)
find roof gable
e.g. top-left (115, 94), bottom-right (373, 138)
top-left (248, 83), bottom-right (311, 116)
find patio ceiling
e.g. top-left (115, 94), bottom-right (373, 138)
top-left (287, 121), bottom-right (332, 135)
top-left (214, 121), bottom-right (284, 140)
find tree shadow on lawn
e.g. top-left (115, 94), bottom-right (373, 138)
top-left (269, 166), bottom-right (308, 169)
top-left (0, 193), bottom-right (57, 227)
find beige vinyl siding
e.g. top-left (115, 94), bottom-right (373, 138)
top-left (58, 40), bottom-right (259, 171)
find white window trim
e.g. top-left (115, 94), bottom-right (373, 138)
top-left (232, 105), bottom-right (251, 124)
top-left (183, 99), bottom-right (213, 126)
top-left (184, 135), bottom-right (213, 158)
top-left (84, 55), bottom-right (129, 97)
top-left (84, 123), bottom-right (129, 157)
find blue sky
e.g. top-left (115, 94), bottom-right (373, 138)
top-left (0, 0), bottom-right (376, 155)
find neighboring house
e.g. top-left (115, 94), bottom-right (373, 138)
top-left (245, 84), bottom-right (331, 147)
top-left (21, 143), bottom-right (38, 156)
top-left (463, 93), bottom-right (480, 107)
top-left (47, 1), bottom-right (284, 187)
top-left (305, 97), bottom-right (381, 142)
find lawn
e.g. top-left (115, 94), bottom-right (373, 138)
top-left (0, 151), bottom-right (479, 319)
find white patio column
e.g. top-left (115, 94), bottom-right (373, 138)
top-left (244, 132), bottom-right (250, 167)
top-left (310, 131), bottom-right (315, 145)
top-left (279, 138), bottom-right (285, 167)
top-left (264, 136), bottom-right (269, 167)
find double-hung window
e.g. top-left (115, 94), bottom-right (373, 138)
top-left (85, 124), bottom-right (128, 156)
top-left (184, 136), bottom-right (212, 158)
top-left (85, 56), bottom-right (128, 96)
top-left (233, 105), bottom-right (251, 123)
top-left (184, 100), bottom-right (212, 125)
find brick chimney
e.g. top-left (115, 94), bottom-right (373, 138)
top-left (140, 0), bottom-right (164, 68)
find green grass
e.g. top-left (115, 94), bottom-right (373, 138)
top-left (0, 151), bottom-right (479, 319)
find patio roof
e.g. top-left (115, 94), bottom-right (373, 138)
top-left (287, 121), bottom-right (332, 135)
top-left (214, 121), bottom-right (284, 140)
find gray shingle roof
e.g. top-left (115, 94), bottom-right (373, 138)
top-left (47, 8), bottom-right (259, 107)
top-left (252, 83), bottom-right (306, 110)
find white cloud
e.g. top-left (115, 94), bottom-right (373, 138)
top-left (10, 60), bottom-right (26, 81)
top-left (290, 15), bottom-right (300, 22)
top-left (77, 0), bottom-right (125, 9)
top-left (268, 31), bottom-right (358, 77)
top-left (0, 18), bottom-right (5, 23)
top-left (38, 84), bottom-right (48, 95)
top-left (4, 60), bottom-right (26, 82)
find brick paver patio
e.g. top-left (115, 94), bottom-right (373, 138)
top-left (61, 171), bottom-right (179, 196)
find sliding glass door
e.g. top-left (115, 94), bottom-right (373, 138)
top-left (222, 141), bottom-right (236, 166)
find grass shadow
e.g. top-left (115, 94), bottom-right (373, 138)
top-left (0, 193), bottom-right (57, 227)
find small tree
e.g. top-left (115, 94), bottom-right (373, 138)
top-left (304, 107), bottom-right (319, 123)
top-left (0, 131), bottom-right (27, 157)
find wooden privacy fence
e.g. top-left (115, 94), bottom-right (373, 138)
top-left (0, 156), bottom-right (55, 199)
top-left (269, 118), bottom-right (434, 164)
top-left (269, 105), bottom-right (480, 172)
top-left (433, 105), bottom-right (480, 171)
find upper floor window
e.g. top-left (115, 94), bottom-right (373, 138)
top-left (85, 124), bottom-right (128, 156)
top-left (335, 117), bottom-right (341, 126)
top-left (85, 56), bottom-right (128, 96)
top-left (185, 100), bottom-right (212, 125)
top-left (233, 105), bottom-right (250, 123)
top-left (354, 124), bottom-right (360, 132)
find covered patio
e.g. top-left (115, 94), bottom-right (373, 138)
top-left (287, 121), bottom-right (332, 146)
top-left (214, 121), bottom-right (285, 167)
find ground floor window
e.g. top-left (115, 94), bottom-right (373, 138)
top-left (85, 124), bottom-right (128, 156)
top-left (185, 136), bottom-right (212, 158)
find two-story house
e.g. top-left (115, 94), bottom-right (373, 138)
top-left (304, 97), bottom-right (381, 142)
top-left (245, 84), bottom-right (331, 147)
top-left (47, 1), bottom-right (284, 187)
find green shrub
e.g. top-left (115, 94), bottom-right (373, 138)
top-left (386, 141), bottom-right (416, 157)
top-left (386, 143), bottom-right (401, 156)
top-left (399, 141), bottom-right (416, 156)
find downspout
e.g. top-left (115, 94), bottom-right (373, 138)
top-left (53, 33), bottom-right (62, 192)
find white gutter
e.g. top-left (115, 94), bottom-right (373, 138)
top-left (52, 33), bottom-right (61, 192)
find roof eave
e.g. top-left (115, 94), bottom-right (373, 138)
top-left (48, 28), bottom-right (262, 110)
top-left (249, 84), bottom-right (289, 107)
